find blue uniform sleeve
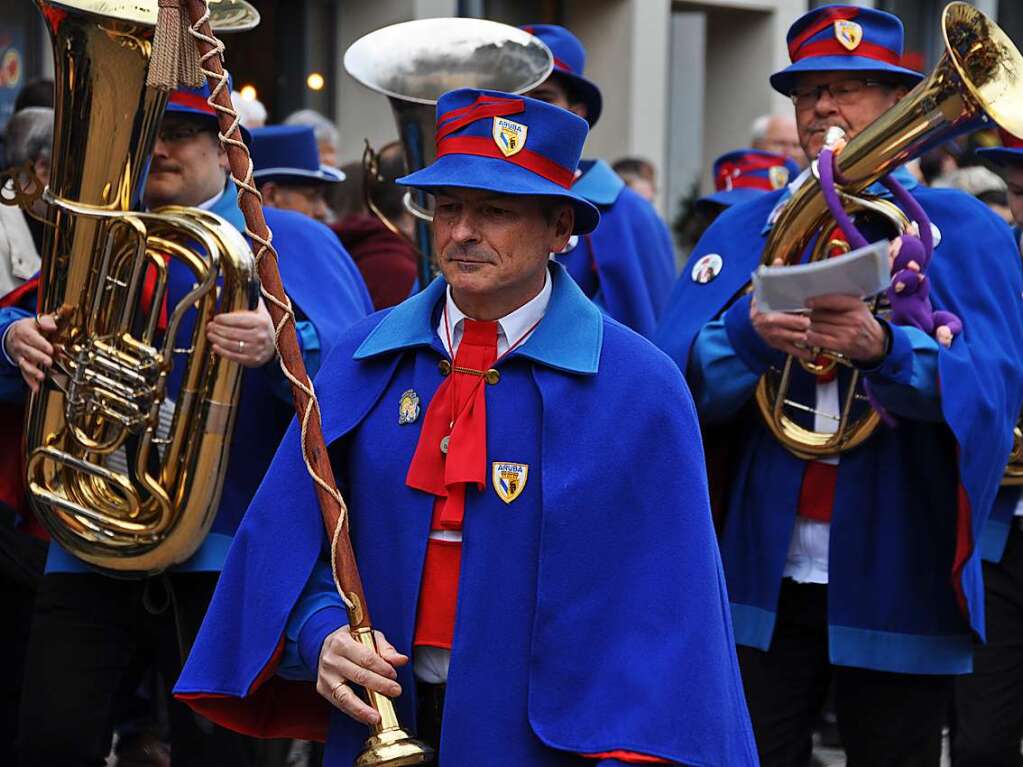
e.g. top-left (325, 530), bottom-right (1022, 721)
top-left (277, 558), bottom-right (347, 681)
top-left (858, 320), bottom-right (943, 421)
top-left (688, 296), bottom-right (942, 423)
top-left (0, 307), bottom-right (32, 402)
top-left (687, 294), bottom-right (781, 422)
top-left (264, 319), bottom-right (321, 403)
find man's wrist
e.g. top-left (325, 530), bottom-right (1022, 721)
top-left (1, 322), bottom-right (19, 367)
top-left (856, 317), bottom-right (892, 368)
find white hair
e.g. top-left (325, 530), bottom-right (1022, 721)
top-left (5, 107), bottom-right (54, 167)
top-left (283, 109), bottom-right (339, 150)
top-left (750, 114), bottom-right (771, 144)
top-left (232, 90), bottom-right (267, 129)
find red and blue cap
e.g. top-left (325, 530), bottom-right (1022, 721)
top-left (697, 149), bottom-right (801, 210)
top-left (978, 129), bottom-right (1023, 167)
top-left (165, 74), bottom-right (252, 144)
top-left (250, 125), bottom-right (345, 185)
top-left (770, 5), bottom-right (923, 96)
top-left (520, 24), bottom-right (602, 128)
top-left (397, 88), bottom-right (599, 234)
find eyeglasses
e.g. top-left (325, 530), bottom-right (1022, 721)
top-left (789, 78), bottom-right (890, 109)
top-left (157, 123), bottom-right (213, 145)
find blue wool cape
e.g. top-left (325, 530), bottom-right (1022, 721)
top-left (654, 185), bottom-right (1023, 674)
top-left (174, 265), bottom-right (758, 767)
top-left (979, 486), bottom-right (1021, 563)
top-left (558, 160), bottom-right (676, 339)
top-left (976, 241), bottom-right (1023, 565)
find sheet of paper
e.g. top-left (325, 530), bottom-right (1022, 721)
top-left (751, 239), bottom-right (890, 313)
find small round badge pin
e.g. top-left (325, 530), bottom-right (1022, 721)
top-left (691, 253), bottom-right (723, 284)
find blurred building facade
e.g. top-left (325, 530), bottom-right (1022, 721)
top-left (6, 0), bottom-right (1023, 226)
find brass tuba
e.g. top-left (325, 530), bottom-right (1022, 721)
top-left (754, 2), bottom-right (1023, 460)
top-left (1, 0), bottom-right (260, 574)
top-left (343, 18), bottom-right (553, 288)
top-left (1005, 427), bottom-right (1023, 485)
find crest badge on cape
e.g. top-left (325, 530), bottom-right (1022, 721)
top-left (398, 389), bottom-right (420, 425)
top-left (492, 462), bottom-right (528, 503)
top-left (493, 117), bottom-right (528, 157)
top-left (834, 20), bottom-right (863, 51)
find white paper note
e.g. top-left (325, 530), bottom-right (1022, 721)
top-left (752, 239), bottom-right (890, 313)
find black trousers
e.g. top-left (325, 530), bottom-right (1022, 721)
top-left (738, 579), bottom-right (953, 767)
top-left (17, 571), bottom-right (256, 767)
top-left (416, 681), bottom-right (445, 764)
top-left (0, 516), bottom-right (47, 765)
top-left (953, 521), bottom-right (1023, 766)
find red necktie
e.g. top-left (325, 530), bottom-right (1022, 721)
top-left (407, 318), bottom-right (499, 527)
top-left (408, 319), bottom-right (498, 650)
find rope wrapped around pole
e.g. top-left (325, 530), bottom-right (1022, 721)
top-left (178, 0), bottom-right (369, 628)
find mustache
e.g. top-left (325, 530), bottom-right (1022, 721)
top-left (149, 161), bottom-right (181, 174)
top-left (442, 245), bottom-right (494, 263)
top-left (808, 120), bottom-right (849, 134)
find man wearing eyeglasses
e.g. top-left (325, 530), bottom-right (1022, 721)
top-left (3, 81), bottom-right (372, 766)
top-left (655, 6), bottom-right (1023, 766)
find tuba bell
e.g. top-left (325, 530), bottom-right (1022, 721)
top-left (343, 18), bottom-right (553, 288)
top-left (752, 2), bottom-right (1023, 460)
top-left (0, 0), bottom-right (260, 574)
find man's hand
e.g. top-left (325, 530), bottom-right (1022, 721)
top-left (750, 298), bottom-right (815, 362)
top-left (205, 299), bottom-right (276, 368)
top-left (5, 315), bottom-right (57, 393)
top-left (805, 294), bottom-right (887, 364)
top-left (316, 627), bottom-right (409, 725)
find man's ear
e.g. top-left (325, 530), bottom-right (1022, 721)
top-left (550, 204), bottom-right (575, 251)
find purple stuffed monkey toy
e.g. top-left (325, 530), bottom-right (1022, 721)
top-left (887, 222), bottom-right (962, 347)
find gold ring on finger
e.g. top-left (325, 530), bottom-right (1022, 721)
top-left (238, 340), bottom-right (245, 352)
top-left (331, 681), bottom-right (349, 700)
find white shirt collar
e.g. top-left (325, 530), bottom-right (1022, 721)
top-left (198, 187), bottom-right (226, 211)
top-left (439, 268), bottom-right (552, 358)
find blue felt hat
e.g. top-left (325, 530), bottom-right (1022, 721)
top-left (250, 125), bottom-right (345, 185)
top-left (978, 147), bottom-right (1023, 167)
top-left (520, 25), bottom-right (603, 128)
top-left (697, 149), bottom-right (800, 209)
top-left (770, 5), bottom-right (923, 96)
top-left (165, 74), bottom-right (252, 144)
top-left (397, 88), bottom-right (599, 235)
top-left (978, 128), bottom-right (1023, 167)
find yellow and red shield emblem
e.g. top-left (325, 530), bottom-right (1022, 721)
top-left (834, 20), bottom-right (863, 51)
top-left (492, 462), bottom-right (528, 504)
top-left (769, 165), bottom-right (791, 190)
top-left (493, 117), bottom-right (528, 157)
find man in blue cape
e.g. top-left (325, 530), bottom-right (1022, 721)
top-left (0, 80), bottom-right (371, 766)
top-left (654, 5), bottom-right (1023, 765)
top-left (174, 88), bottom-right (757, 767)
top-left (681, 149), bottom-right (800, 257)
top-left (951, 141), bottom-right (1023, 766)
top-left (250, 123), bottom-right (345, 224)
top-left (520, 24), bottom-right (676, 339)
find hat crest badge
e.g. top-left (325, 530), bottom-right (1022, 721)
top-left (834, 19), bottom-right (863, 51)
top-left (493, 116), bottom-right (528, 157)
top-left (769, 165), bottom-right (791, 190)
